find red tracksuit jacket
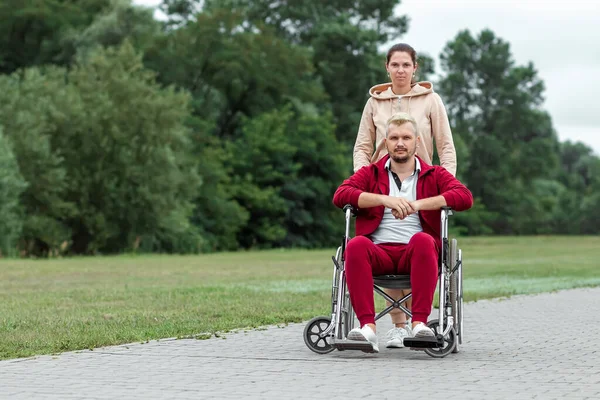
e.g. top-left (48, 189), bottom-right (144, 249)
top-left (332, 155), bottom-right (473, 247)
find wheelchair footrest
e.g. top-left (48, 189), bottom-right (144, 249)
top-left (332, 339), bottom-right (376, 352)
top-left (403, 335), bottom-right (443, 348)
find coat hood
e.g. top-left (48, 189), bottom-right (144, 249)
top-left (368, 81), bottom-right (434, 100)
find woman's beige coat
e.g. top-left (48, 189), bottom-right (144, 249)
top-left (353, 81), bottom-right (456, 176)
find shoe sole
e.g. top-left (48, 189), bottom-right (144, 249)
top-left (347, 331), bottom-right (379, 353)
top-left (386, 340), bottom-right (405, 348)
top-left (415, 332), bottom-right (435, 338)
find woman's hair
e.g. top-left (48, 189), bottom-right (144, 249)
top-left (386, 43), bottom-right (417, 65)
top-left (386, 43), bottom-right (418, 83)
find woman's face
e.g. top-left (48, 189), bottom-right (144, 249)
top-left (386, 51), bottom-right (417, 87)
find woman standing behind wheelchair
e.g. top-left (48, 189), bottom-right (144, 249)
top-left (353, 43), bottom-right (457, 349)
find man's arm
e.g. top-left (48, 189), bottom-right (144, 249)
top-left (409, 168), bottom-right (473, 213)
top-left (411, 195), bottom-right (447, 212)
top-left (332, 167), bottom-right (371, 209)
top-left (435, 168), bottom-right (473, 211)
top-left (359, 192), bottom-right (415, 219)
top-left (333, 167), bottom-right (416, 219)
top-left (391, 169), bottom-right (473, 219)
top-left (390, 195), bottom-right (446, 219)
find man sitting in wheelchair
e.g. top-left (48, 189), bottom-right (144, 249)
top-left (332, 112), bottom-right (473, 353)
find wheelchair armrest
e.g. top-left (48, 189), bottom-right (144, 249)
top-left (343, 204), bottom-right (357, 215)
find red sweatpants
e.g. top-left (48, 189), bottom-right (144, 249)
top-left (344, 233), bottom-right (439, 326)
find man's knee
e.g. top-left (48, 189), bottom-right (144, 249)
top-left (409, 233), bottom-right (438, 267)
top-left (345, 236), bottom-right (372, 258)
top-left (410, 232), bottom-right (436, 251)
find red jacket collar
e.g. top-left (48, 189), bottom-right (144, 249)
top-left (374, 154), bottom-right (434, 178)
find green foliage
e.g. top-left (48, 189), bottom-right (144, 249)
top-left (559, 140), bottom-right (599, 191)
top-left (0, 69), bottom-right (76, 254)
top-left (225, 106), bottom-right (347, 249)
top-left (580, 192), bottom-right (600, 234)
top-left (61, 0), bottom-right (162, 61)
top-left (203, 0), bottom-right (407, 43)
top-left (0, 1), bottom-right (598, 256)
top-left (415, 52), bottom-right (436, 82)
top-left (191, 132), bottom-right (250, 252)
top-left (0, 131), bottom-right (27, 255)
top-left (0, 0), bottom-right (112, 73)
top-left (143, 7), bottom-right (348, 250)
top-left (145, 8), bottom-right (324, 132)
top-left (0, 43), bottom-right (201, 255)
top-left (226, 109), bottom-right (298, 247)
top-left (280, 110), bottom-right (348, 247)
top-left (451, 200), bottom-right (496, 236)
top-left (196, 0), bottom-right (407, 143)
top-left (439, 29), bottom-right (564, 234)
top-left (552, 141), bottom-right (600, 234)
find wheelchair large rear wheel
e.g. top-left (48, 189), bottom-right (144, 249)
top-left (303, 316), bottom-right (335, 354)
top-left (449, 239), bottom-right (463, 353)
top-left (423, 319), bottom-right (457, 358)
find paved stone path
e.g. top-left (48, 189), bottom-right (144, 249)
top-left (2, 287), bottom-right (600, 399)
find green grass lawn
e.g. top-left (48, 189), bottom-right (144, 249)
top-left (1, 236), bottom-right (598, 359)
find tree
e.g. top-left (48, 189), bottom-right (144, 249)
top-left (225, 106), bottom-right (347, 249)
top-left (144, 8), bottom-right (331, 250)
top-left (279, 109), bottom-right (348, 247)
top-left (0, 131), bottom-right (28, 255)
top-left (0, 68), bottom-right (75, 255)
top-left (161, 0), bottom-right (408, 144)
top-left (438, 29), bottom-right (561, 233)
top-left (0, 0), bottom-right (161, 75)
top-left (202, 0), bottom-right (407, 44)
top-left (554, 141), bottom-right (600, 234)
top-left (0, 0), bottom-right (112, 73)
top-left (61, 0), bottom-right (161, 61)
top-left (558, 140), bottom-right (598, 191)
top-left (0, 43), bottom-right (201, 255)
top-left (145, 8), bottom-right (324, 137)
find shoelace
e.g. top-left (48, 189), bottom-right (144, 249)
top-left (387, 327), bottom-right (408, 338)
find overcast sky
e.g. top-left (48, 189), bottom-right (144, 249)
top-left (135, 0), bottom-right (600, 154)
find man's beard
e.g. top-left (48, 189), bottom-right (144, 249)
top-left (390, 147), bottom-right (415, 163)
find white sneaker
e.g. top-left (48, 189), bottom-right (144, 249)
top-left (385, 327), bottom-right (409, 348)
top-left (412, 322), bottom-right (435, 338)
top-left (347, 325), bottom-right (379, 353)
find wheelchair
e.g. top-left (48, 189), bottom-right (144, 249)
top-left (303, 204), bottom-right (463, 358)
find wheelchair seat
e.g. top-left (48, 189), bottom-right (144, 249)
top-left (372, 274), bottom-right (411, 289)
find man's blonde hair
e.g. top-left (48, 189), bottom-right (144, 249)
top-left (386, 112), bottom-right (419, 137)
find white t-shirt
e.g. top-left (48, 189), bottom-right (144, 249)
top-left (370, 158), bottom-right (423, 244)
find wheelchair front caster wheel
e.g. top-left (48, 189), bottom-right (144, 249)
top-left (423, 319), bottom-right (457, 358)
top-left (303, 316), bottom-right (335, 354)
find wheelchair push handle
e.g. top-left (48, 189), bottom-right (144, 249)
top-left (441, 206), bottom-right (454, 217)
top-left (342, 204), bottom-right (357, 215)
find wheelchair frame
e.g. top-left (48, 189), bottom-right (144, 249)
top-left (303, 205), bottom-right (464, 358)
